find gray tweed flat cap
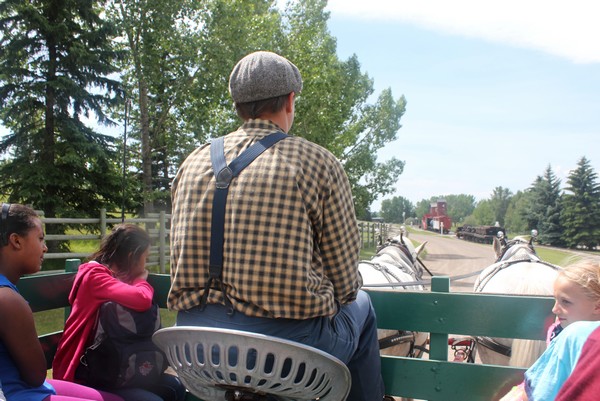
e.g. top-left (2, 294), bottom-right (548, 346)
top-left (229, 51), bottom-right (303, 103)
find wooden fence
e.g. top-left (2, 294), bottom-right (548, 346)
top-left (40, 209), bottom-right (389, 273)
top-left (359, 221), bottom-right (391, 249)
top-left (41, 209), bottom-right (170, 273)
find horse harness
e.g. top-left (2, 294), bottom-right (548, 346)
top-left (377, 239), bottom-right (415, 265)
top-left (495, 239), bottom-right (536, 263)
top-left (475, 243), bottom-right (561, 357)
top-left (475, 257), bottom-right (560, 293)
top-left (371, 239), bottom-right (424, 353)
top-left (363, 241), bottom-right (421, 287)
top-left (199, 132), bottom-right (288, 314)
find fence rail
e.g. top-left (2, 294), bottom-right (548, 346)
top-left (41, 209), bottom-right (170, 272)
top-left (40, 209), bottom-right (388, 273)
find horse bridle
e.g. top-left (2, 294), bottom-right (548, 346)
top-left (495, 239), bottom-right (536, 263)
top-left (377, 238), bottom-right (415, 265)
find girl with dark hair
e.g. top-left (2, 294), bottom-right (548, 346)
top-left (52, 224), bottom-right (184, 401)
top-left (0, 204), bottom-right (123, 401)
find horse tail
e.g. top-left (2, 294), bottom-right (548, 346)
top-left (509, 338), bottom-right (547, 368)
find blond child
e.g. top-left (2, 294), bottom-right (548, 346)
top-left (501, 258), bottom-right (600, 401)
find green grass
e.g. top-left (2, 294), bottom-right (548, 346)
top-left (35, 308), bottom-right (178, 336)
top-left (34, 309), bottom-right (66, 335)
top-left (536, 247), bottom-right (582, 267)
top-left (360, 246), bottom-right (377, 260)
top-left (69, 238), bottom-right (100, 254)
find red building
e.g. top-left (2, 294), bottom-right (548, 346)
top-left (422, 199), bottom-right (452, 233)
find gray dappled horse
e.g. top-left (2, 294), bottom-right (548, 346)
top-left (359, 230), bottom-right (429, 359)
top-left (473, 231), bottom-right (560, 368)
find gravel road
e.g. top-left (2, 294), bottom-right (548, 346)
top-left (401, 228), bottom-right (498, 292)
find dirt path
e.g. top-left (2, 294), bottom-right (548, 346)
top-left (404, 228), bottom-right (497, 292)
top-left (376, 229), bottom-right (502, 400)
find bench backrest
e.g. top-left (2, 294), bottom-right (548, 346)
top-left (20, 261), bottom-right (554, 401)
top-left (366, 277), bottom-right (554, 400)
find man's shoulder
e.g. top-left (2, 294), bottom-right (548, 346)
top-left (285, 135), bottom-right (338, 158)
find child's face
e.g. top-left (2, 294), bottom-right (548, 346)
top-left (130, 247), bottom-right (149, 277)
top-left (552, 275), bottom-right (600, 327)
top-left (20, 218), bottom-right (47, 275)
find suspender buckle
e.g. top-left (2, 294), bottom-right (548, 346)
top-left (215, 167), bottom-right (233, 189)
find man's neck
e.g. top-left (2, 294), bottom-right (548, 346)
top-left (256, 112), bottom-right (289, 133)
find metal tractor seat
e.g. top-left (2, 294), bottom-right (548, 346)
top-left (152, 326), bottom-right (351, 401)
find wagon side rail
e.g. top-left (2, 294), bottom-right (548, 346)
top-left (366, 276), bottom-right (555, 401)
top-left (22, 266), bottom-right (554, 401)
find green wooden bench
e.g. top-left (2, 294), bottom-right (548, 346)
top-left (19, 259), bottom-right (555, 401)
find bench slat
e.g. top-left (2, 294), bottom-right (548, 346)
top-left (18, 272), bottom-right (76, 312)
top-left (366, 289), bottom-right (555, 340)
top-left (381, 356), bottom-right (523, 401)
top-left (147, 274), bottom-right (171, 308)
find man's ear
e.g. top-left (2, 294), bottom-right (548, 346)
top-left (285, 92), bottom-right (295, 113)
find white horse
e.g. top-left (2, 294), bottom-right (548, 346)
top-left (359, 230), bottom-right (429, 359)
top-left (473, 231), bottom-right (560, 368)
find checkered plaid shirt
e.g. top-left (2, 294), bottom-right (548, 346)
top-left (168, 119), bottom-right (362, 319)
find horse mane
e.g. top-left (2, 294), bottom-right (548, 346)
top-left (510, 339), bottom-right (547, 368)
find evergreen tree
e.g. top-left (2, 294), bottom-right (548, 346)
top-left (524, 166), bottom-right (564, 246)
top-left (561, 157), bottom-right (600, 249)
top-left (0, 0), bottom-right (123, 225)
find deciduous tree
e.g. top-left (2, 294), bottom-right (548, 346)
top-left (380, 196), bottom-right (414, 224)
top-left (445, 194), bottom-right (476, 226)
top-left (504, 190), bottom-right (530, 234)
top-left (489, 186), bottom-right (513, 228)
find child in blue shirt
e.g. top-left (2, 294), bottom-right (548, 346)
top-left (0, 203), bottom-right (123, 401)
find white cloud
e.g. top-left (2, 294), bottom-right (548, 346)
top-left (326, 0), bottom-right (600, 64)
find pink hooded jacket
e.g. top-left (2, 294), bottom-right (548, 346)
top-left (51, 261), bottom-right (154, 382)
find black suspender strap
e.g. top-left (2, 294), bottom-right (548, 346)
top-left (200, 132), bottom-right (288, 314)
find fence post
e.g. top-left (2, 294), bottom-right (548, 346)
top-left (358, 222), bottom-right (364, 248)
top-left (159, 211), bottom-right (166, 273)
top-left (100, 208), bottom-right (107, 238)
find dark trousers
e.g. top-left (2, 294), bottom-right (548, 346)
top-left (177, 290), bottom-right (384, 401)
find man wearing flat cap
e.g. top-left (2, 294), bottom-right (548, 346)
top-left (169, 51), bottom-right (384, 401)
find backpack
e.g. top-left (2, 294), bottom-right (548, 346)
top-left (75, 301), bottom-right (168, 389)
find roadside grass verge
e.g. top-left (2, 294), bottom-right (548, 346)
top-left (536, 247), bottom-right (582, 267)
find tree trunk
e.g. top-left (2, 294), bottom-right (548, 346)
top-left (43, 15), bottom-right (60, 253)
top-left (139, 79), bottom-right (154, 215)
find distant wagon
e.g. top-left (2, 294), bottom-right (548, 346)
top-left (456, 224), bottom-right (505, 244)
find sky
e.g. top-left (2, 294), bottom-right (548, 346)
top-left (324, 0), bottom-right (600, 210)
top-left (2, 1), bottom-right (598, 212)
